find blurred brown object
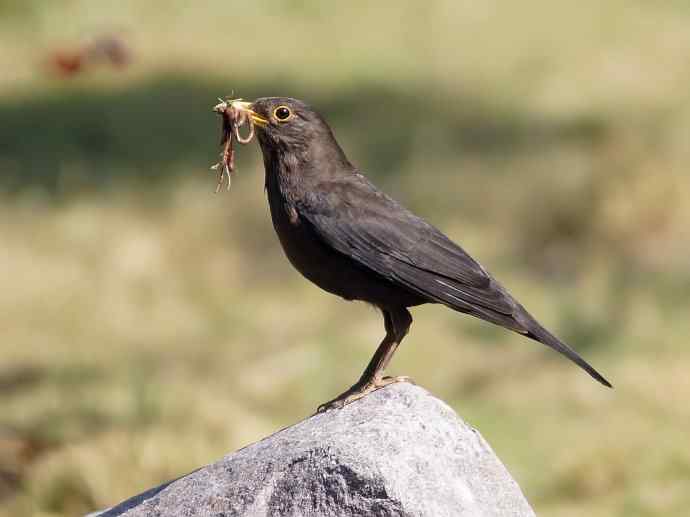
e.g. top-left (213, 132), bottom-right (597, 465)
top-left (0, 427), bottom-right (52, 502)
top-left (48, 34), bottom-right (131, 77)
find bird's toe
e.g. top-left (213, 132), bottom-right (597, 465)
top-left (379, 375), bottom-right (415, 386)
top-left (316, 397), bottom-right (347, 413)
top-left (315, 375), bottom-right (415, 413)
top-left (315, 382), bottom-right (376, 413)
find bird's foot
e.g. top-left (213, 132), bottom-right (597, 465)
top-left (381, 375), bottom-right (415, 385)
top-left (316, 375), bottom-right (414, 413)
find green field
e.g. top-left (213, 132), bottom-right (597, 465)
top-left (1, 2), bottom-right (689, 515)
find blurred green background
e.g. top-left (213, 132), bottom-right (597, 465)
top-left (1, 1), bottom-right (689, 515)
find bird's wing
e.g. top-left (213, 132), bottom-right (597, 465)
top-left (297, 174), bottom-right (522, 330)
top-left (297, 173), bottom-right (612, 388)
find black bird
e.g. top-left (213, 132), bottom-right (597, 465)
top-left (229, 97), bottom-right (612, 411)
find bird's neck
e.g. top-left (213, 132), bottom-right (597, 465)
top-left (261, 139), bottom-right (353, 195)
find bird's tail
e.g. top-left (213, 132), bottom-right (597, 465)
top-left (521, 313), bottom-right (612, 388)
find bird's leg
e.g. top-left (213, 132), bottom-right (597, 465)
top-left (317, 308), bottom-right (413, 412)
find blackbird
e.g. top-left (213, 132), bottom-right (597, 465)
top-left (229, 97), bottom-right (612, 411)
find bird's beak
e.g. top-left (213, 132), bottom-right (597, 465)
top-left (229, 100), bottom-right (269, 127)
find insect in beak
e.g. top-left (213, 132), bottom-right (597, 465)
top-left (209, 97), bottom-right (265, 193)
top-left (227, 100), bottom-right (269, 127)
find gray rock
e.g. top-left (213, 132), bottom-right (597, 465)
top-left (94, 383), bottom-right (535, 517)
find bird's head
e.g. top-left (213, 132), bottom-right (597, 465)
top-left (231, 97), bottom-right (331, 146)
top-left (229, 97), bottom-right (349, 171)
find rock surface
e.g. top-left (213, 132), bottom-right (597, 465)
top-left (94, 383), bottom-right (535, 517)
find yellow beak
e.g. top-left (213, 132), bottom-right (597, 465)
top-left (229, 100), bottom-right (269, 127)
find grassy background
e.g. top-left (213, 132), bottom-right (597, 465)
top-left (1, 1), bottom-right (689, 515)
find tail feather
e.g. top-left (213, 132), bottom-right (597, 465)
top-left (524, 319), bottom-right (612, 388)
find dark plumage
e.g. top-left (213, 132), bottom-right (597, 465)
top-left (234, 97), bottom-right (611, 411)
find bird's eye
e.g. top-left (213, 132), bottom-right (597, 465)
top-left (273, 106), bottom-right (292, 121)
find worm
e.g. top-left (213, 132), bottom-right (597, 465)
top-left (210, 99), bottom-right (257, 193)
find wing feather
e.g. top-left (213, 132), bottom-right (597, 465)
top-left (297, 175), bottom-right (519, 320)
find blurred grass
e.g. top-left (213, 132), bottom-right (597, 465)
top-left (1, 1), bottom-right (689, 516)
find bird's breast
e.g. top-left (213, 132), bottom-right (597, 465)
top-left (265, 180), bottom-right (345, 294)
top-left (265, 174), bottom-right (322, 275)
top-left (263, 174), bottom-right (424, 309)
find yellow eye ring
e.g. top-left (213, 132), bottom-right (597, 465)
top-left (273, 106), bottom-right (293, 122)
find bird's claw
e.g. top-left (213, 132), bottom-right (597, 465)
top-left (381, 375), bottom-right (415, 385)
top-left (315, 375), bottom-right (414, 413)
